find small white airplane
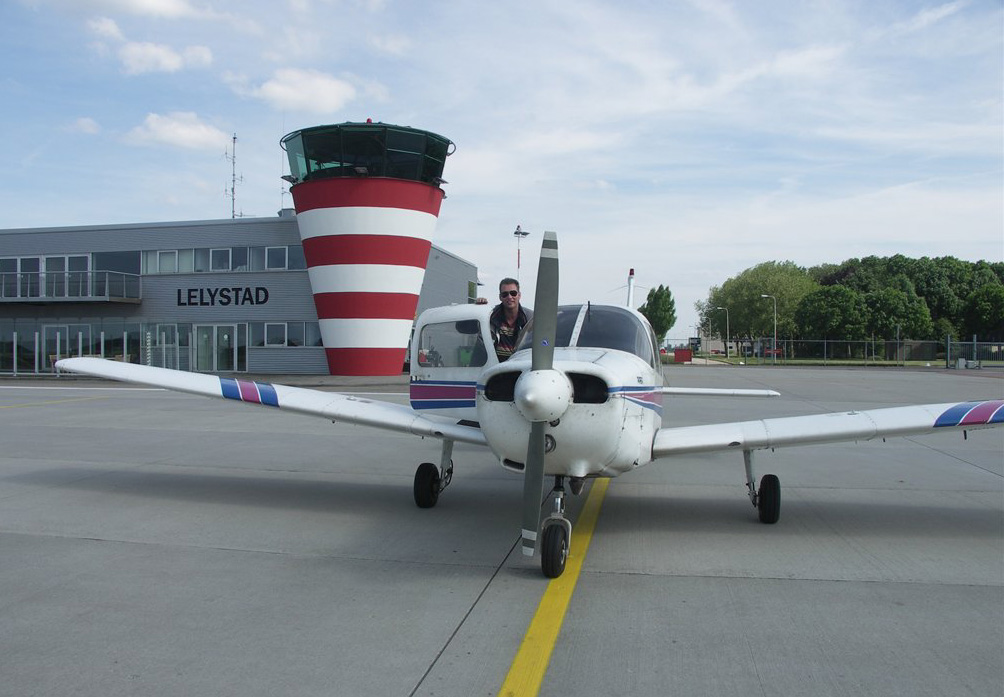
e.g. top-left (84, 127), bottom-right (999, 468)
top-left (57, 232), bottom-right (1004, 578)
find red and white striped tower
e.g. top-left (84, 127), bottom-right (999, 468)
top-left (281, 122), bottom-right (453, 375)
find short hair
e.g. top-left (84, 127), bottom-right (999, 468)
top-left (499, 277), bottom-right (520, 292)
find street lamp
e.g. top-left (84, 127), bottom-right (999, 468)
top-left (513, 225), bottom-right (530, 280)
top-left (716, 306), bottom-right (729, 360)
top-left (760, 294), bottom-right (777, 365)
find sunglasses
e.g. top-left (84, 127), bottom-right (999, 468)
top-left (500, 290), bottom-right (519, 298)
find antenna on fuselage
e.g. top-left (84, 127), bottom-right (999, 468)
top-left (626, 268), bottom-right (635, 307)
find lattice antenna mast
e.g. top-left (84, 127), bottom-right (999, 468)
top-left (225, 133), bottom-right (244, 218)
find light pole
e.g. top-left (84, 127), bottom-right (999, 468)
top-left (513, 225), bottom-right (530, 281)
top-left (716, 306), bottom-right (730, 360)
top-left (760, 294), bottom-right (777, 365)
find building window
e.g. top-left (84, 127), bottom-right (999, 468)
top-left (265, 323), bottom-right (287, 346)
top-left (211, 248), bottom-right (231, 271)
top-left (249, 322), bottom-right (264, 347)
top-left (266, 247), bottom-right (287, 270)
top-left (250, 247), bottom-right (266, 271)
top-left (158, 250), bottom-right (177, 274)
top-left (287, 245), bottom-right (306, 270)
top-left (306, 321), bottom-right (322, 347)
top-left (232, 247), bottom-right (248, 272)
top-left (194, 248), bottom-right (211, 272)
top-left (287, 322), bottom-right (305, 347)
top-left (178, 249), bottom-right (194, 273)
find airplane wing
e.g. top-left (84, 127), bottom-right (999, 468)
top-left (55, 357), bottom-right (486, 446)
top-left (662, 387), bottom-right (780, 398)
top-left (652, 399), bottom-right (1003, 457)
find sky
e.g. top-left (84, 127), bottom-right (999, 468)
top-left (2, 0), bottom-right (1001, 343)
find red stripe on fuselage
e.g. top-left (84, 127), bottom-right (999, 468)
top-left (290, 178), bottom-right (445, 215)
top-left (302, 235), bottom-right (431, 268)
top-left (410, 384), bottom-right (476, 400)
top-left (312, 292), bottom-right (420, 320)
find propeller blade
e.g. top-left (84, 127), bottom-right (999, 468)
top-left (520, 231), bottom-right (559, 556)
top-left (520, 422), bottom-right (546, 556)
top-left (530, 231), bottom-right (558, 371)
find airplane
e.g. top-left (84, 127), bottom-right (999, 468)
top-left (56, 232), bottom-right (1004, 578)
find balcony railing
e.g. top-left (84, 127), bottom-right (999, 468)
top-left (0, 271), bottom-right (141, 303)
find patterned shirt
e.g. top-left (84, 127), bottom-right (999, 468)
top-left (490, 304), bottom-right (533, 362)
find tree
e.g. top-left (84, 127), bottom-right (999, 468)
top-left (962, 284), bottom-right (1004, 341)
top-left (698, 261), bottom-right (819, 342)
top-left (638, 285), bottom-right (677, 343)
top-left (864, 287), bottom-right (932, 339)
top-left (795, 285), bottom-right (867, 339)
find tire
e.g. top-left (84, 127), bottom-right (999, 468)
top-left (541, 524), bottom-right (569, 578)
top-left (414, 462), bottom-right (440, 509)
top-left (757, 474), bottom-right (780, 524)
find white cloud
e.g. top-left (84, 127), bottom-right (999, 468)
top-left (893, 1), bottom-right (966, 35)
top-left (86, 16), bottom-right (124, 40)
top-left (369, 34), bottom-right (411, 55)
top-left (118, 41), bottom-right (212, 74)
top-left (125, 112), bottom-right (229, 149)
top-left (89, 0), bottom-right (209, 19)
top-left (68, 117), bottom-right (101, 134)
top-left (244, 68), bottom-right (357, 113)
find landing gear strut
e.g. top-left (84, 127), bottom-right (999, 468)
top-left (541, 476), bottom-right (573, 578)
top-left (413, 440), bottom-right (454, 508)
top-left (744, 449), bottom-right (781, 524)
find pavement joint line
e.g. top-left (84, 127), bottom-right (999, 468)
top-left (408, 536), bottom-right (522, 697)
top-left (0, 530), bottom-right (507, 567)
top-left (497, 478), bottom-right (610, 697)
top-left (0, 395), bottom-right (110, 408)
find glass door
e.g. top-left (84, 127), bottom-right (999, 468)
top-left (45, 257), bottom-right (66, 298)
top-left (20, 258), bottom-right (40, 298)
top-left (68, 255), bottom-right (89, 297)
top-left (193, 324), bottom-right (237, 372)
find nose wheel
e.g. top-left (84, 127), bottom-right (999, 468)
top-left (540, 476), bottom-right (573, 578)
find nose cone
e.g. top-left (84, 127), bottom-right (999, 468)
top-left (514, 369), bottom-right (572, 423)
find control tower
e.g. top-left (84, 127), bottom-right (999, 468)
top-left (280, 122), bottom-right (454, 375)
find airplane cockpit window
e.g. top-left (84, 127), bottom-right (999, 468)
top-left (516, 307), bottom-right (579, 353)
top-left (417, 320), bottom-right (487, 368)
top-left (517, 305), bottom-right (657, 367)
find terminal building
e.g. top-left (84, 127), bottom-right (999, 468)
top-left (0, 211), bottom-right (477, 375)
top-left (1, 121), bottom-right (476, 376)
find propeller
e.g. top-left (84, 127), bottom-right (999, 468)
top-left (519, 231), bottom-right (561, 557)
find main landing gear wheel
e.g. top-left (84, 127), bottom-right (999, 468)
top-left (413, 462), bottom-right (440, 509)
top-left (541, 523), bottom-right (569, 578)
top-left (757, 473), bottom-right (781, 524)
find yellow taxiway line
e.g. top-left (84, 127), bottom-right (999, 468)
top-left (498, 477), bottom-right (610, 697)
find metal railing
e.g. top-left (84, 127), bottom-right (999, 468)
top-left (0, 271), bottom-right (141, 302)
top-left (694, 337), bottom-right (1004, 368)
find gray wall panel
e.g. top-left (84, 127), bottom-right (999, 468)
top-left (247, 347), bottom-right (328, 374)
top-left (1, 213), bottom-right (477, 374)
top-left (142, 272), bottom-right (317, 321)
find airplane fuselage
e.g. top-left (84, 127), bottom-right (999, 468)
top-left (477, 349), bottom-right (663, 478)
top-left (409, 302), bottom-right (665, 479)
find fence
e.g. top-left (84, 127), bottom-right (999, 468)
top-left (706, 337), bottom-right (1004, 368)
top-left (0, 271), bottom-right (141, 302)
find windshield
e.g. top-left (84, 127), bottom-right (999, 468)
top-left (517, 304), bottom-right (657, 366)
